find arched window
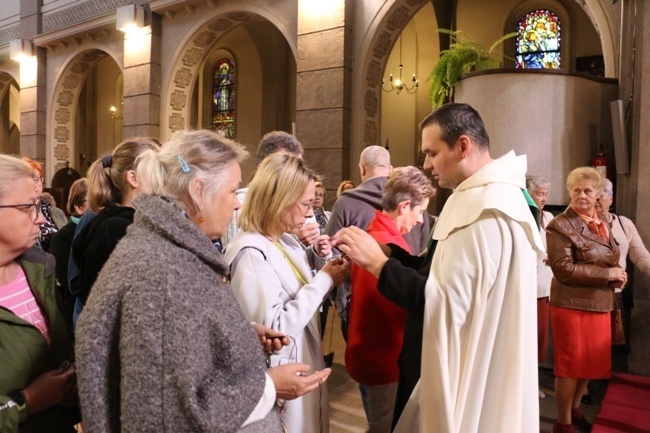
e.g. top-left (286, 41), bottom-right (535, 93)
top-left (212, 58), bottom-right (235, 138)
top-left (516, 10), bottom-right (561, 69)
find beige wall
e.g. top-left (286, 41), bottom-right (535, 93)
top-left (95, 56), bottom-right (122, 156)
top-left (42, 0), bottom-right (82, 13)
top-left (455, 70), bottom-right (617, 205)
top-left (0, 0), bottom-right (19, 27)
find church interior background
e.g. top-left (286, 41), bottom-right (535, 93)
top-left (1, 0), bottom-right (649, 375)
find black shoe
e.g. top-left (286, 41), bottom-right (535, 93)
top-left (323, 352), bottom-right (334, 367)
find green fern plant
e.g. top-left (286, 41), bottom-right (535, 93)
top-left (428, 29), bottom-right (517, 107)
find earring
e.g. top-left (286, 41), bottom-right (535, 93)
top-left (198, 216), bottom-right (205, 223)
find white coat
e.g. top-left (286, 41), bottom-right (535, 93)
top-left (225, 231), bottom-right (332, 433)
top-left (395, 151), bottom-right (546, 433)
top-left (538, 210), bottom-right (555, 298)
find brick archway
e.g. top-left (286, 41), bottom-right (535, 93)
top-left (162, 12), bottom-right (268, 135)
top-left (49, 49), bottom-right (114, 171)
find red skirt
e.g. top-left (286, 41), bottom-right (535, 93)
top-left (551, 305), bottom-right (611, 379)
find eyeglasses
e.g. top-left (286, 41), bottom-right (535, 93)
top-left (0, 199), bottom-right (42, 222)
top-left (298, 201), bottom-right (314, 211)
top-left (33, 176), bottom-right (43, 183)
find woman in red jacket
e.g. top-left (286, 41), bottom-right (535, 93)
top-left (345, 166), bottom-right (434, 433)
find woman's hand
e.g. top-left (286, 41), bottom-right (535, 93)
top-left (22, 367), bottom-right (76, 414)
top-left (313, 234), bottom-right (332, 257)
top-left (251, 322), bottom-right (290, 353)
top-left (321, 257), bottom-right (350, 286)
top-left (267, 363), bottom-right (331, 400)
top-left (609, 267), bottom-right (627, 288)
top-left (295, 222), bottom-right (320, 248)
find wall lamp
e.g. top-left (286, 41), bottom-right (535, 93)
top-left (116, 4), bottom-right (145, 34)
top-left (9, 39), bottom-right (34, 62)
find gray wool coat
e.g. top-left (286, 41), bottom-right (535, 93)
top-left (75, 194), bottom-right (283, 433)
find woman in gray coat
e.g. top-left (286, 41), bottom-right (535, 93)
top-left (75, 130), bottom-right (330, 433)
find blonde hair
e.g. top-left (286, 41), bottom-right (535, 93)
top-left (0, 155), bottom-right (35, 198)
top-left (336, 180), bottom-right (355, 197)
top-left (382, 166), bottom-right (435, 211)
top-left (238, 154), bottom-right (317, 235)
top-left (566, 167), bottom-right (605, 195)
top-left (87, 138), bottom-right (161, 212)
top-left (136, 130), bottom-right (248, 216)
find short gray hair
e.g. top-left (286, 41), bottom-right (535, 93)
top-left (526, 175), bottom-right (550, 194)
top-left (359, 145), bottom-right (390, 169)
top-left (382, 166), bottom-right (435, 211)
top-left (602, 178), bottom-right (614, 197)
top-left (0, 155), bottom-right (34, 199)
top-left (137, 129), bottom-right (248, 216)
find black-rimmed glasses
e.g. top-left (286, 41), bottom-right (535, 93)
top-left (0, 199), bottom-right (42, 222)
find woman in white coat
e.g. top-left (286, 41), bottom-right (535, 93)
top-left (226, 154), bottom-right (349, 433)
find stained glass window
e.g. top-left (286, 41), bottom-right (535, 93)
top-left (516, 10), bottom-right (561, 69)
top-left (212, 58), bottom-right (235, 138)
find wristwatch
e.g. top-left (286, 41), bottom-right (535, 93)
top-left (8, 390), bottom-right (29, 423)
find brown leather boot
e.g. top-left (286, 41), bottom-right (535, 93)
top-left (571, 407), bottom-right (593, 432)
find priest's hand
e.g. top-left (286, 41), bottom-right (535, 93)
top-left (331, 226), bottom-right (390, 278)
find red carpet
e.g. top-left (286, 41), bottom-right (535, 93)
top-left (592, 373), bottom-right (650, 433)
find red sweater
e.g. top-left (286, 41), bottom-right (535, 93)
top-left (345, 211), bottom-right (410, 385)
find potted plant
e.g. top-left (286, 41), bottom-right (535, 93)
top-left (428, 29), bottom-right (517, 107)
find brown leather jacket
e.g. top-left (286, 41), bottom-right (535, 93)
top-left (546, 206), bottom-right (620, 312)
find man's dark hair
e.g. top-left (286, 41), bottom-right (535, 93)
top-left (255, 131), bottom-right (304, 164)
top-left (419, 103), bottom-right (490, 150)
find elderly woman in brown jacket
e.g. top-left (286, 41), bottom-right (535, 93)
top-left (546, 167), bottom-right (627, 433)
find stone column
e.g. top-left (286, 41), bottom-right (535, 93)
top-left (121, 12), bottom-right (161, 139)
top-left (296, 0), bottom-right (352, 202)
top-left (627, 0), bottom-right (650, 376)
top-left (19, 0), bottom-right (46, 170)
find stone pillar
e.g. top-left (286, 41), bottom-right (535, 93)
top-left (18, 0), bottom-right (46, 171)
top-left (296, 0), bottom-right (352, 202)
top-left (121, 12), bottom-right (161, 139)
top-left (627, 0), bottom-right (650, 376)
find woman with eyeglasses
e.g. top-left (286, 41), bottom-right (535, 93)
top-left (546, 167), bottom-right (626, 433)
top-left (0, 155), bottom-right (79, 433)
top-left (226, 154), bottom-right (350, 433)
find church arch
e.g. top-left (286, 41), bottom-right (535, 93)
top-left (48, 46), bottom-right (123, 174)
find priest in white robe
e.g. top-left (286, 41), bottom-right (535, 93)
top-left (333, 103), bottom-right (545, 433)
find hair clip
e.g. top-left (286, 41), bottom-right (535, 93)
top-left (101, 154), bottom-right (113, 168)
top-left (178, 154), bottom-right (190, 173)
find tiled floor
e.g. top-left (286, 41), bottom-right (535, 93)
top-left (323, 312), bottom-right (602, 433)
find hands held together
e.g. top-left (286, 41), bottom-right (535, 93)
top-left (251, 322), bottom-right (331, 400)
